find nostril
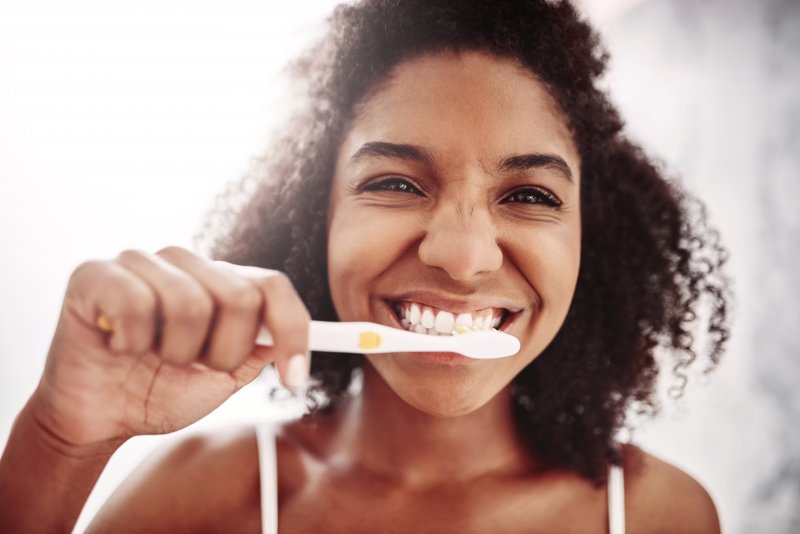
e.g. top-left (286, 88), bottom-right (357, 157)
top-left (418, 242), bottom-right (502, 281)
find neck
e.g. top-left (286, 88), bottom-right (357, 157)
top-left (326, 363), bottom-right (536, 488)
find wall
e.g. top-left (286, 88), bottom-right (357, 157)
top-left (598, 0), bottom-right (800, 532)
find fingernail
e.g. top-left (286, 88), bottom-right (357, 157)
top-left (285, 353), bottom-right (308, 389)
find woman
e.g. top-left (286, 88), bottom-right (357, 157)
top-left (0, 0), bottom-right (729, 532)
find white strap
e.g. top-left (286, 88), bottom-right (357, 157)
top-left (608, 464), bottom-right (626, 534)
top-left (255, 424), bottom-right (278, 534)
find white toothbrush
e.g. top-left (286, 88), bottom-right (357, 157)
top-left (255, 321), bottom-right (520, 360)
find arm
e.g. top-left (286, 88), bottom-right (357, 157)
top-left (1, 246), bottom-right (311, 530)
top-left (0, 397), bottom-right (124, 532)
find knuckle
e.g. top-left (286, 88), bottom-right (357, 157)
top-left (189, 298), bottom-right (215, 324)
top-left (69, 260), bottom-right (105, 285)
top-left (155, 245), bottom-right (190, 260)
top-left (262, 271), bottom-right (292, 292)
top-left (283, 310), bottom-right (312, 331)
top-left (297, 304), bottom-right (312, 323)
top-left (122, 286), bottom-right (157, 318)
top-left (221, 281), bottom-right (263, 315)
top-left (170, 292), bottom-right (214, 325)
top-left (268, 310), bottom-right (311, 346)
top-left (116, 248), bottom-right (148, 264)
top-left (265, 292), bottom-right (310, 325)
top-left (190, 293), bottom-right (215, 321)
top-left (212, 259), bottom-right (233, 270)
top-left (261, 273), bottom-right (307, 311)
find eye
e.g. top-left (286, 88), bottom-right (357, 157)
top-left (361, 176), bottom-right (424, 195)
top-left (500, 187), bottom-right (562, 208)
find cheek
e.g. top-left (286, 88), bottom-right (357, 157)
top-left (513, 223), bottom-right (581, 297)
top-left (509, 223), bottom-right (581, 352)
top-left (327, 204), bottom-right (415, 316)
top-left (544, 230), bottom-right (581, 298)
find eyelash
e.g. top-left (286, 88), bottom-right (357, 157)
top-left (362, 177), bottom-right (562, 208)
top-left (361, 177), bottom-right (424, 195)
top-left (500, 187), bottom-right (563, 208)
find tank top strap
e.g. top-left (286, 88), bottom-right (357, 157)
top-left (255, 423), bottom-right (279, 534)
top-left (608, 463), bottom-right (626, 534)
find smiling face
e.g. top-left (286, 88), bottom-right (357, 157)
top-left (327, 51), bottom-right (582, 417)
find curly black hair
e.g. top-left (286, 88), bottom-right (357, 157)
top-left (203, 0), bottom-right (730, 484)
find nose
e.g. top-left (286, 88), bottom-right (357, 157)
top-left (417, 201), bottom-right (503, 281)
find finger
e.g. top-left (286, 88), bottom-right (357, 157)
top-left (67, 260), bottom-right (158, 355)
top-left (221, 263), bottom-right (311, 389)
top-left (156, 247), bottom-right (264, 372)
top-left (115, 249), bottom-right (214, 366)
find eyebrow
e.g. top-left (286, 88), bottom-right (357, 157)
top-left (349, 141), bottom-right (573, 182)
top-left (349, 142), bottom-right (435, 166)
top-left (499, 153), bottom-right (574, 182)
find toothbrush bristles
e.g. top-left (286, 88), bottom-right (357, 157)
top-left (452, 325), bottom-right (498, 335)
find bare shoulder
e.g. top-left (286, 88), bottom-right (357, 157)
top-left (622, 444), bottom-right (721, 534)
top-left (86, 426), bottom-right (261, 533)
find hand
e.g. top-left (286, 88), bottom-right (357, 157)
top-left (30, 246), bottom-right (311, 448)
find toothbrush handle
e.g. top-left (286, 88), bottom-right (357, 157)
top-left (255, 320), bottom-right (518, 359)
top-left (255, 320), bottom-right (442, 354)
top-left (255, 320), bottom-right (375, 353)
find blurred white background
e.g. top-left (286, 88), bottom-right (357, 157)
top-left (0, 1), bottom-right (797, 532)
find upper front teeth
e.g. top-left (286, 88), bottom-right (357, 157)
top-left (433, 311), bottom-right (454, 333)
top-left (421, 308), bottom-right (435, 329)
top-left (397, 303), bottom-right (503, 335)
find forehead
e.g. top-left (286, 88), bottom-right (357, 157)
top-left (343, 51), bottom-right (580, 174)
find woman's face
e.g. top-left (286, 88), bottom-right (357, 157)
top-left (327, 51), bottom-right (581, 417)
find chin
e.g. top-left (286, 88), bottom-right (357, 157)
top-left (390, 375), bottom-right (502, 418)
top-left (364, 353), bottom-right (514, 417)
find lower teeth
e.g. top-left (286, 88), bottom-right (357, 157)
top-left (399, 316), bottom-right (445, 335)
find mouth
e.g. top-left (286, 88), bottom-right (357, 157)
top-left (388, 300), bottom-right (515, 335)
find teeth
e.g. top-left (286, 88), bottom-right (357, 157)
top-left (395, 302), bottom-right (506, 335)
top-left (455, 325), bottom-right (498, 334)
top-left (455, 313), bottom-right (472, 329)
top-left (409, 304), bottom-right (421, 325)
top-left (420, 308), bottom-right (435, 329)
top-left (433, 311), bottom-right (455, 334)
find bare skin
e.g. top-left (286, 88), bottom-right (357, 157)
top-left (87, 420), bottom-right (720, 533)
top-left (0, 52), bottom-right (721, 533)
top-left (0, 247), bottom-right (313, 531)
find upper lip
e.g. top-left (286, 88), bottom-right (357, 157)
top-left (384, 291), bottom-right (526, 315)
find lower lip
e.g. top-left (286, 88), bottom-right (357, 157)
top-left (405, 350), bottom-right (475, 365)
